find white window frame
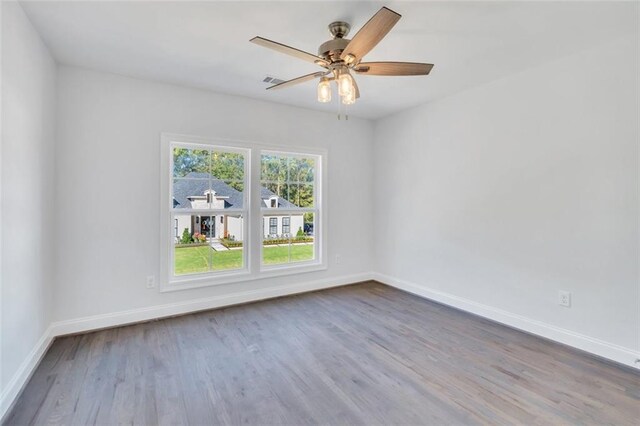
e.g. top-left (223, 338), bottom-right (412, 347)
top-left (160, 133), bottom-right (327, 292)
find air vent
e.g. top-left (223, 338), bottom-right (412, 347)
top-left (263, 75), bottom-right (285, 85)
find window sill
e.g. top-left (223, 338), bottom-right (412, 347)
top-left (160, 262), bottom-right (327, 293)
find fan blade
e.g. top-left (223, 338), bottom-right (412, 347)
top-left (354, 62), bottom-right (434, 76)
top-left (340, 7), bottom-right (401, 62)
top-left (266, 71), bottom-right (328, 90)
top-left (250, 36), bottom-right (329, 67)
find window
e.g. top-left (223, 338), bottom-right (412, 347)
top-left (160, 134), bottom-right (325, 291)
top-left (169, 144), bottom-right (247, 277)
top-left (261, 152), bottom-right (317, 267)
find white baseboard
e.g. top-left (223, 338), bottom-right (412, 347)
top-left (50, 272), bottom-right (372, 337)
top-left (0, 325), bottom-right (55, 422)
top-left (373, 272), bottom-right (640, 370)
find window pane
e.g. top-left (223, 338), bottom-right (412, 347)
top-left (261, 154), bottom-right (287, 184)
top-left (261, 153), bottom-right (316, 210)
top-left (212, 150), bottom-right (245, 196)
top-left (297, 212), bottom-right (315, 263)
top-left (173, 148), bottom-right (210, 177)
top-left (173, 147), bottom-right (246, 210)
top-left (215, 214), bottom-right (244, 271)
top-left (287, 157), bottom-right (315, 183)
top-left (173, 178), bottom-right (211, 210)
top-left (174, 213), bottom-right (245, 275)
top-left (288, 183), bottom-right (314, 208)
top-left (212, 149), bottom-right (245, 210)
top-left (174, 213), bottom-right (212, 275)
top-left (262, 213), bottom-right (314, 266)
top-left (209, 177), bottom-right (244, 210)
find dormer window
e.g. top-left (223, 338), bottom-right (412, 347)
top-left (204, 189), bottom-right (216, 204)
top-left (270, 196), bottom-right (278, 208)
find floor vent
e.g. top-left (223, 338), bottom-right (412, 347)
top-left (263, 75), bottom-right (285, 85)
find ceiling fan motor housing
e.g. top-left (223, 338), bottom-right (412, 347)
top-left (318, 38), bottom-right (350, 61)
top-left (318, 21), bottom-right (351, 62)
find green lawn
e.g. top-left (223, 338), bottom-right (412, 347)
top-left (174, 244), bottom-right (314, 275)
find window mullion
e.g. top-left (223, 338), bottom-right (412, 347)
top-left (249, 148), bottom-right (262, 275)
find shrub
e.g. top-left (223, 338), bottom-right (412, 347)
top-left (296, 227), bottom-right (305, 238)
top-left (180, 228), bottom-right (193, 244)
top-left (263, 237), bottom-right (313, 245)
top-left (220, 238), bottom-right (243, 248)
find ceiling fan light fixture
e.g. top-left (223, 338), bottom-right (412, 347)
top-left (317, 77), bottom-right (331, 103)
top-left (251, 6), bottom-right (433, 115)
top-left (338, 71), bottom-right (354, 97)
top-left (342, 88), bottom-right (356, 105)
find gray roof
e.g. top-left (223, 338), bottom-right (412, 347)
top-left (173, 172), bottom-right (296, 209)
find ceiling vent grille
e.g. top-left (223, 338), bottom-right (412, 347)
top-left (263, 75), bottom-right (285, 85)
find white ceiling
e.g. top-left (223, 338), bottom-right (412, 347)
top-left (20, 1), bottom-right (638, 120)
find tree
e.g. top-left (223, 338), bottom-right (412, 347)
top-left (173, 148), bottom-right (245, 192)
top-left (173, 149), bottom-right (316, 203)
top-left (260, 156), bottom-right (315, 208)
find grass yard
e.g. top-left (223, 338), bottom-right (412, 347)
top-left (174, 244), bottom-right (314, 275)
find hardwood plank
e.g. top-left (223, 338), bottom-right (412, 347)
top-left (4, 282), bottom-right (639, 425)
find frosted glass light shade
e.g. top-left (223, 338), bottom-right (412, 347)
top-left (317, 77), bottom-right (331, 103)
top-left (341, 89), bottom-right (356, 105)
top-left (338, 72), bottom-right (354, 97)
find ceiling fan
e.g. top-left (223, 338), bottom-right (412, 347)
top-left (250, 6), bottom-right (434, 106)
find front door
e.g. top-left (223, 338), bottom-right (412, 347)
top-left (201, 216), bottom-right (215, 238)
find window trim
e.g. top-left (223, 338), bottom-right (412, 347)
top-left (160, 133), bottom-right (327, 292)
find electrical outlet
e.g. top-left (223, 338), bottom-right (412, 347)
top-left (146, 275), bottom-right (156, 289)
top-left (558, 290), bottom-right (571, 307)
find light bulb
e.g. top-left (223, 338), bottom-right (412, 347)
top-left (338, 72), bottom-right (354, 97)
top-left (341, 88), bottom-right (356, 105)
top-left (317, 77), bottom-right (331, 103)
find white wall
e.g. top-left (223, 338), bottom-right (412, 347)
top-left (54, 66), bottom-right (373, 322)
top-left (1, 0), bottom-right (56, 400)
top-left (374, 35), bottom-right (639, 355)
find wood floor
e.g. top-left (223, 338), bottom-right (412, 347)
top-left (4, 282), bottom-right (639, 425)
